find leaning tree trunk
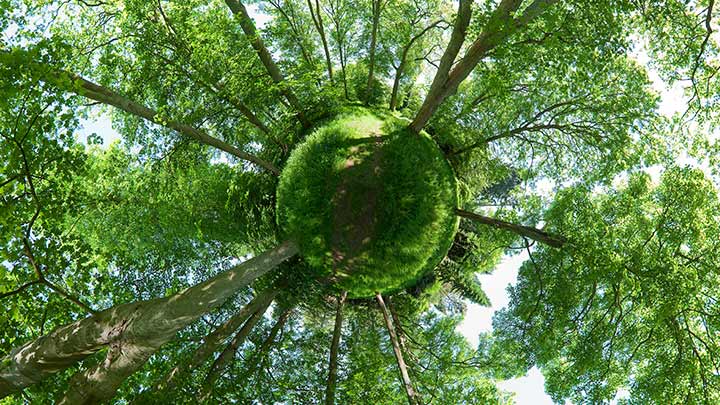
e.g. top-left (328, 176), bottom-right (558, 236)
top-left (455, 208), bottom-right (566, 248)
top-left (224, 0), bottom-right (312, 128)
top-left (151, 288), bottom-right (280, 395)
top-left (236, 307), bottom-right (293, 382)
top-left (308, 0), bottom-right (334, 81)
top-left (0, 53), bottom-right (282, 175)
top-left (0, 241), bottom-right (298, 401)
top-left (198, 298), bottom-right (273, 401)
top-left (409, 0), bottom-right (560, 132)
top-left (376, 293), bottom-right (421, 405)
top-left (325, 291), bottom-right (347, 405)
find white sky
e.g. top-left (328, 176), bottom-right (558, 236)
top-left (72, 10), bottom-right (696, 405)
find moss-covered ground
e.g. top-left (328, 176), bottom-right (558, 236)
top-left (276, 107), bottom-right (458, 297)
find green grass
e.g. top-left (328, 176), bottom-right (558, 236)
top-left (276, 108), bottom-right (458, 297)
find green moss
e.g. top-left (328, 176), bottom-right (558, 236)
top-left (276, 108), bottom-right (458, 297)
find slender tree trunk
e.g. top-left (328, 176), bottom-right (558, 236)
top-left (199, 298), bottom-right (273, 401)
top-left (376, 293), bottom-right (421, 405)
top-left (8, 58), bottom-right (282, 175)
top-left (389, 59), bottom-right (406, 111)
top-left (408, 0), bottom-right (472, 133)
top-left (410, 0), bottom-right (559, 132)
top-left (339, 41), bottom-right (349, 99)
top-left (364, 0), bottom-right (381, 105)
top-left (224, 0), bottom-right (312, 128)
top-left (236, 307), bottom-right (292, 381)
top-left (325, 291), bottom-right (347, 405)
top-left (0, 241), bottom-right (298, 400)
top-left (307, 0), bottom-right (334, 81)
top-left (389, 20), bottom-right (445, 111)
top-left (456, 208), bottom-right (566, 248)
top-left (152, 289), bottom-right (279, 394)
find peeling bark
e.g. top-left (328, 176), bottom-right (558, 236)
top-left (0, 241), bottom-right (298, 400)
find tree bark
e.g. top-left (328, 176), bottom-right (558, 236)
top-left (325, 291), bottom-right (347, 405)
top-left (16, 60), bottom-right (282, 175)
top-left (236, 307), bottom-right (292, 382)
top-left (389, 20), bottom-right (444, 111)
top-left (0, 240), bottom-right (298, 400)
top-left (224, 0), bottom-right (312, 128)
top-left (307, 0), bottom-right (334, 81)
top-left (152, 289), bottom-right (280, 394)
top-left (376, 293), bottom-right (421, 405)
top-left (198, 298), bottom-right (273, 401)
top-left (409, 0), bottom-right (559, 132)
top-left (364, 0), bottom-right (382, 105)
top-left (456, 208), bottom-right (566, 248)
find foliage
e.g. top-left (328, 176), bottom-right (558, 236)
top-left (494, 167), bottom-right (720, 403)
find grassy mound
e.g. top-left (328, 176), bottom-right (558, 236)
top-left (276, 108), bottom-right (458, 297)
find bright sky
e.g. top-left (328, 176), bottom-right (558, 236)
top-left (72, 11), bottom-right (694, 405)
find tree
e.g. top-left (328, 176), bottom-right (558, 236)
top-left (3, 0), bottom-right (720, 403)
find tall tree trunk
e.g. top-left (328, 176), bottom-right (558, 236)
top-left (199, 298), bottom-right (273, 401)
top-left (325, 291), bottom-right (347, 405)
top-left (224, 0), bottom-right (312, 129)
top-left (389, 20), bottom-right (444, 111)
top-left (0, 241), bottom-right (298, 400)
top-left (456, 208), bottom-right (566, 248)
top-left (389, 59), bottom-right (406, 111)
top-left (152, 289), bottom-right (280, 394)
top-left (236, 307), bottom-right (292, 381)
top-left (4, 56), bottom-right (282, 175)
top-left (408, 0), bottom-right (472, 133)
top-left (410, 0), bottom-right (559, 132)
top-left (376, 293), bottom-right (421, 405)
top-left (307, 0), bottom-right (334, 81)
top-left (338, 40), bottom-right (349, 99)
top-left (364, 0), bottom-right (381, 105)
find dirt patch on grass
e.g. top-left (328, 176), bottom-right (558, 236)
top-left (330, 132), bottom-right (385, 280)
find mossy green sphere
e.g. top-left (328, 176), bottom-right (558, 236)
top-left (276, 109), bottom-right (458, 298)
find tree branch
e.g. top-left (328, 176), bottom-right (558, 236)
top-left (455, 208), bottom-right (566, 248)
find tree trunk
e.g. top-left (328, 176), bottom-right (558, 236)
top-left (364, 0), bottom-right (381, 105)
top-left (339, 40), bottom-right (349, 99)
top-left (0, 240), bottom-right (298, 400)
top-left (325, 291), bottom-right (347, 405)
top-left (389, 20), bottom-right (444, 111)
top-left (308, 0), bottom-right (334, 81)
top-left (224, 0), bottom-right (311, 128)
top-left (408, 0), bottom-right (472, 133)
top-left (410, 0), bottom-right (559, 132)
top-left (456, 208), bottom-right (566, 248)
top-left (152, 289), bottom-right (280, 394)
top-left (199, 298), bottom-right (273, 401)
top-left (389, 59), bottom-right (406, 111)
top-left (236, 307), bottom-right (292, 381)
top-left (376, 293), bottom-right (421, 405)
top-left (11, 58), bottom-right (282, 175)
